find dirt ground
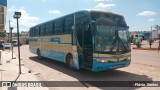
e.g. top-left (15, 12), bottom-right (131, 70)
top-left (12, 44), bottom-right (160, 90)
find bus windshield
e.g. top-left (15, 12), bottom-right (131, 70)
top-left (91, 12), bottom-right (130, 54)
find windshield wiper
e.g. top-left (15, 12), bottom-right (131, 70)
top-left (109, 39), bottom-right (117, 52)
top-left (119, 38), bottom-right (128, 52)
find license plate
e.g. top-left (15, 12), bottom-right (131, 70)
top-left (110, 64), bottom-right (124, 69)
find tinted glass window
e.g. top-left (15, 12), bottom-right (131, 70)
top-left (29, 28), bottom-right (32, 36)
top-left (64, 15), bottom-right (74, 34)
top-left (32, 28), bottom-right (35, 36)
top-left (91, 12), bottom-right (127, 26)
top-left (40, 25), bottom-right (45, 36)
top-left (46, 23), bottom-right (53, 35)
top-left (76, 12), bottom-right (89, 24)
top-left (55, 19), bottom-right (63, 34)
top-left (75, 12), bottom-right (89, 47)
top-left (35, 26), bottom-right (40, 36)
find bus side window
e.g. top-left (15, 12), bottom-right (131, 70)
top-left (64, 15), bottom-right (74, 34)
top-left (40, 25), bottom-right (45, 36)
top-left (35, 26), bottom-right (40, 36)
top-left (55, 19), bottom-right (63, 34)
top-left (32, 28), bottom-right (34, 36)
top-left (76, 12), bottom-right (89, 25)
top-left (46, 23), bottom-right (53, 35)
top-left (52, 22), bottom-right (55, 34)
top-left (29, 28), bottom-right (32, 36)
top-left (33, 28), bottom-right (35, 36)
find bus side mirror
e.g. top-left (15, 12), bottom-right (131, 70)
top-left (85, 25), bottom-right (89, 31)
top-left (90, 20), bottom-right (95, 23)
top-left (72, 25), bottom-right (75, 30)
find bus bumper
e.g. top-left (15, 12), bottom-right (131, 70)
top-left (92, 59), bottom-right (131, 72)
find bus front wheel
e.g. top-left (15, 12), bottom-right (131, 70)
top-left (66, 53), bottom-right (76, 71)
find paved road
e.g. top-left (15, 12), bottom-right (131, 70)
top-left (12, 45), bottom-right (160, 90)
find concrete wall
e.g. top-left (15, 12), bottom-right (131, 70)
top-left (152, 30), bottom-right (159, 39)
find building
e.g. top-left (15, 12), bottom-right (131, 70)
top-left (0, 0), bottom-right (7, 32)
top-left (152, 29), bottom-right (160, 39)
top-left (6, 31), bottom-right (29, 44)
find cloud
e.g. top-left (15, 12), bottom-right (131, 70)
top-left (8, 7), bottom-right (16, 12)
top-left (49, 10), bottom-right (61, 14)
top-left (95, 0), bottom-right (113, 2)
top-left (137, 11), bottom-right (156, 16)
top-left (42, 0), bottom-right (47, 2)
top-left (8, 7), bottom-right (39, 31)
top-left (95, 3), bottom-right (116, 8)
top-left (148, 18), bottom-right (155, 22)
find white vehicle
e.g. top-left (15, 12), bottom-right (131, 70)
top-left (12, 40), bottom-right (18, 46)
top-left (0, 40), bottom-right (4, 44)
top-left (134, 34), bottom-right (142, 42)
top-left (4, 43), bottom-right (12, 49)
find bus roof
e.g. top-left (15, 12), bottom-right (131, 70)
top-left (30, 9), bottom-right (123, 29)
top-left (85, 9), bottom-right (122, 16)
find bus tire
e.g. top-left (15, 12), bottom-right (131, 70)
top-left (66, 53), bottom-right (76, 71)
top-left (37, 49), bottom-right (41, 59)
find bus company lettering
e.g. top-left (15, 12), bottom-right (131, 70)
top-left (12, 82), bottom-right (42, 87)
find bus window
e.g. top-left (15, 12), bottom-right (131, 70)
top-left (29, 28), bottom-right (32, 36)
top-left (55, 19), bottom-right (63, 34)
top-left (40, 25), bottom-right (45, 36)
top-left (32, 28), bottom-right (35, 36)
top-left (52, 22), bottom-right (55, 34)
top-left (64, 15), bottom-right (73, 34)
top-left (35, 26), bottom-right (40, 36)
top-left (46, 22), bottom-right (53, 35)
top-left (76, 12), bottom-right (90, 47)
top-left (76, 12), bottom-right (89, 24)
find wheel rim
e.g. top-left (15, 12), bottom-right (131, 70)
top-left (69, 59), bottom-right (73, 67)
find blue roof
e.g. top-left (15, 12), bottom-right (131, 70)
top-left (0, 0), bottom-right (7, 6)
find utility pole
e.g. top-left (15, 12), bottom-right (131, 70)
top-left (13, 12), bottom-right (22, 74)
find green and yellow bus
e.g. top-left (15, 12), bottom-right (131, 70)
top-left (29, 9), bottom-right (131, 72)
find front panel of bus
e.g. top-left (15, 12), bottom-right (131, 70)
top-left (90, 11), bottom-right (131, 72)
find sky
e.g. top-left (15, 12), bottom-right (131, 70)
top-left (5, 0), bottom-right (160, 32)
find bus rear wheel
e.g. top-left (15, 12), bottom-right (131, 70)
top-left (37, 49), bottom-right (41, 59)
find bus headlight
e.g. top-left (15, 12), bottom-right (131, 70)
top-left (127, 56), bottom-right (131, 60)
top-left (96, 59), bottom-right (108, 63)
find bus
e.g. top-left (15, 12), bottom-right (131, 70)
top-left (29, 9), bottom-right (131, 72)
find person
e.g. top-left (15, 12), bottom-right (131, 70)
top-left (158, 34), bottom-right (160, 52)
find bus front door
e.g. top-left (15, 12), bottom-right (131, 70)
top-left (76, 23), bottom-right (93, 69)
top-left (83, 25), bottom-right (93, 69)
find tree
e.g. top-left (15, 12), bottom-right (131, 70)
top-left (136, 41), bottom-right (142, 48)
top-left (147, 38), bottom-right (154, 48)
top-left (154, 25), bottom-right (160, 30)
top-left (0, 31), bottom-right (6, 37)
